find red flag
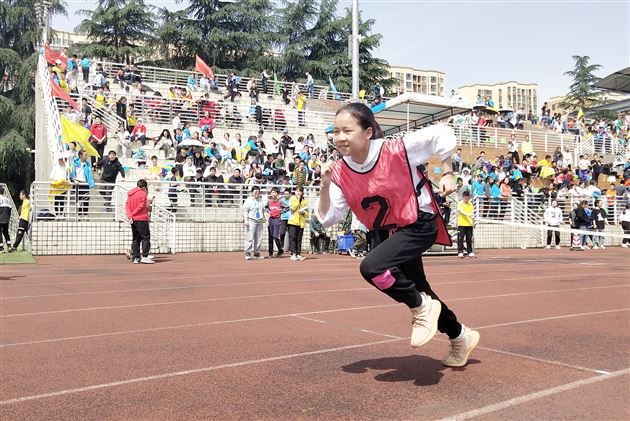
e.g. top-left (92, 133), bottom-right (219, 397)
top-left (195, 54), bottom-right (213, 78)
top-left (45, 46), bottom-right (68, 71)
top-left (50, 75), bottom-right (79, 111)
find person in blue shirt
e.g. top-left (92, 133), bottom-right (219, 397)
top-left (81, 56), bottom-right (91, 83)
top-left (187, 73), bottom-right (198, 92)
top-left (471, 174), bottom-right (485, 198)
top-left (69, 150), bottom-right (95, 218)
top-left (278, 189), bottom-right (291, 255)
top-left (511, 165), bottom-right (523, 181)
top-left (490, 179), bottom-right (502, 218)
top-left (182, 122), bottom-right (192, 139)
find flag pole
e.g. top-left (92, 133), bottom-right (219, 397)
top-left (351, 0), bottom-right (359, 101)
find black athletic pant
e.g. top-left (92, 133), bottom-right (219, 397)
top-left (546, 226), bottom-right (560, 245)
top-left (13, 219), bottom-right (29, 248)
top-left (0, 223), bottom-right (10, 245)
top-left (131, 220), bottom-right (151, 259)
top-left (288, 224), bottom-right (304, 256)
top-left (75, 184), bottom-right (90, 217)
top-left (54, 193), bottom-right (66, 215)
top-left (457, 226), bottom-right (474, 254)
top-left (622, 221), bottom-right (630, 244)
top-left (311, 232), bottom-right (330, 253)
top-left (268, 217), bottom-right (283, 255)
top-left (359, 214), bottom-right (462, 339)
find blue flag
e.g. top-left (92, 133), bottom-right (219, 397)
top-left (329, 77), bottom-right (341, 100)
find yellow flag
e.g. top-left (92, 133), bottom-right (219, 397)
top-left (60, 116), bottom-right (100, 157)
top-left (577, 108), bottom-right (584, 120)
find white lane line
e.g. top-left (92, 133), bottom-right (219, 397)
top-left (3, 260), bottom-right (621, 288)
top-left (0, 276), bottom-right (359, 300)
top-left (0, 287), bottom-right (372, 318)
top-left (438, 368), bottom-right (630, 421)
top-left (0, 266), bottom-right (354, 288)
top-left (291, 310), bottom-right (629, 375)
top-left (0, 304), bottom-right (398, 348)
top-left (1, 309), bottom-right (626, 405)
top-left (0, 338), bottom-right (402, 406)
top-left (4, 270), bottom-right (622, 300)
top-left (448, 284), bottom-right (627, 303)
top-left (475, 308), bottom-right (630, 330)
top-left (1, 284), bottom-right (627, 319)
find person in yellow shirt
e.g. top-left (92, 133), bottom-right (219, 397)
top-left (288, 186), bottom-right (308, 260)
top-left (297, 91), bottom-right (306, 127)
top-left (521, 135), bottom-right (533, 158)
top-left (457, 191), bottom-right (475, 258)
top-left (10, 190), bottom-right (30, 252)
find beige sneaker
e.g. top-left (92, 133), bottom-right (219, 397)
top-left (410, 292), bottom-right (441, 348)
top-left (442, 326), bottom-right (480, 367)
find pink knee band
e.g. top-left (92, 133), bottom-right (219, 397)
top-left (372, 269), bottom-right (396, 290)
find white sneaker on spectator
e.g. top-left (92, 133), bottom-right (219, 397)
top-left (140, 257), bottom-right (154, 264)
top-left (555, 245), bottom-right (561, 250)
top-left (255, 255), bottom-right (265, 260)
top-left (297, 255), bottom-right (305, 261)
top-left (545, 245), bottom-right (551, 250)
top-left (442, 325), bottom-right (480, 367)
top-left (458, 253), bottom-right (464, 258)
top-left (133, 258), bottom-right (140, 264)
top-left (600, 245), bottom-right (605, 250)
top-left (290, 254), bottom-right (298, 261)
top-left (349, 249), bottom-right (356, 258)
top-left (410, 292), bottom-right (441, 348)
top-left (468, 253), bottom-right (476, 258)
top-left (592, 245), bottom-right (599, 250)
top-left (245, 255), bottom-right (252, 260)
top-left (622, 244), bottom-right (628, 248)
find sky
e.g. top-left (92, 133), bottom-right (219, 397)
top-left (52, 0), bottom-right (630, 103)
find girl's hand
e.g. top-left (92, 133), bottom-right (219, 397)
top-left (440, 173), bottom-right (456, 197)
top-left (320, 161), bottom-right (333, 188)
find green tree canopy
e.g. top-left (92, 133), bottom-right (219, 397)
top-left (75, 0), bottom-right (156, 63)
top-left (560, 55), bottom-right (603, 111)
top-left (0, 1), bottom-right (64, 197)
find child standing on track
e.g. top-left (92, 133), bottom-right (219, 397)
top-left (317, 103), bottom-right (479, 367)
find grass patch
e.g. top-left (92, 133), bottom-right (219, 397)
top-left (0, 251), bottom-right (36, 265)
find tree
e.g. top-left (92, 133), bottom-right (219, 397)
top-left (75, 0), bottom-right (156, 63)
top-left (276, 1), bottom-right (395, 95)
top-left (0, 1), bottom-right (65, 198)
top-left (151, 8), bottom-right (193, 69)
top-left (277, 0), bottom-right (319, 82)
top-left (184, 0), bottom-right (278, 72)
top-left (560, 55), bottom-right (603, 111)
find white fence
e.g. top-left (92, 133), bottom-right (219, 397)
top-left (36, 53), bottom-right (65, 180)
top-left (94, 60), bottom-right (356, 102)
top-left (29, 182), bottom-right (175, 255)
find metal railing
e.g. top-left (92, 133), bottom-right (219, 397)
top-left (73, 90), bottom-right (336, 136)
top-left (94, 60), bottom-right (354, 102)
top-left (113, 184), bottom-right (176, 253)
top-left (29, 181), bottom-right (176, 255)
top-left (37, 53), bottom-right (64, 164)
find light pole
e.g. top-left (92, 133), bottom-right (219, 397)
top-left (351, 0), bottom-right (359, 100)
top-left (35, 0), bottom-right (53, 46)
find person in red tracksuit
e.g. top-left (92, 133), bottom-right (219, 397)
top-left (126, 179), bottom-right (154, 264)
top-left (317, 103), bottom-right (479, 368)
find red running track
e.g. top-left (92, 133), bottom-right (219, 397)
top-left (0, 249), bottom-right (629, 420)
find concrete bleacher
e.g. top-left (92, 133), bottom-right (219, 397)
top-left (69, 61), bottom-right (620, 187)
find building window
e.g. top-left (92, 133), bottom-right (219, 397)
top-left (430, 76), bottom-right (436, 83)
